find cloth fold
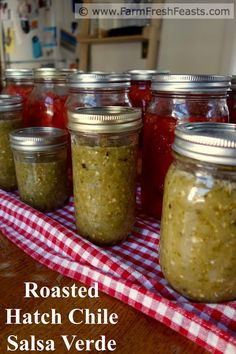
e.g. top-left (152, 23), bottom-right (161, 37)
top-left (0, 189), bottom-right (235, 354)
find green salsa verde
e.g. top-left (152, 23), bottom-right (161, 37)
top-left (0, 115), bottom-right (22, 191)
top-left (160, 164), bottom-right (236, 302)
top-left (15, 159), bottom-right (69, 211)
top-left (72, 143), bottom-right (137, 245)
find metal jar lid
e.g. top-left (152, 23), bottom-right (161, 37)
top-left (34, 68), bottom-right (73, 82)
top-left (67, 72), bottom-right (131, 89)
top-left (173, 122), bottom-right (236, 166)
top-left (68, 106), bottom-right (142, 133)
top-left (128, 69), bottom-right (169, 81)
top-left (10, 127), bottom-right (68, 152)
top-left (230, 75), bottom-right (236, 90)
top-left (0, 95), bottom-right (23, 112)
top-left (152, 74), bottom-right (231, 92)
top-left (4, 68), bottom-right (33, 80)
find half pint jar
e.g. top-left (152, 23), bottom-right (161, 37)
top-left (10, 127), bottom-right (69, 211)
top-left (0, 95), bottom-right (23, 190)
top-left (142, 74), bottom-right (231, 219)
top-left (160, 122), bottom-right (236, 302)
top-left (68, 106), bottom-right (142, 246)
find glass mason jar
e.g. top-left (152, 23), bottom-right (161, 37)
top-left (10, 127), bottom-right (69, 211)
top-left (0, 95), bottom-right (23, 190)
top-left (64, 72), bottom-right (131, 124)
top-left (227, 75), bottom-right (236, 123)
top-left (142, 74), bottom-right (231, 219)
top-left (2, 69), bottom-right (34, 127)
top-left (128, 70), bottom-right (169, 178)
top-left (25, 68), bottom-right (76, 129)
top-left (160, 122), bottom-right (236, 303)
top-left (68, 106), bottom-right (142, 246)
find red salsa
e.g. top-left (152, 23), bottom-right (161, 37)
top-left (142, 75), bottom-right (230, 219)
top-left (2, 69), bottom-right (33, 127)
top-left (227, 77), bottom-right (236, 123)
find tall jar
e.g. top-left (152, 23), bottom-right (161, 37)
top-left (68, 106), bottom-right (142, 246)
top-left (227, 75), bottom-right (236, 123)
top-left (142, 74), bottom-right (231, 219)
top-left (10, 127), bottom-right (69, 211)
top-left (128, 70), bottom-right (169, 178)
top-left (25, 68), bottom-right (75, 129)
top-left (160, 122), bottom-right (236, 303)
top-left (2, 69), bottom-right (33, 127)
top-left (64, 72), bottom-right (131, 124)
top-left (0, 95), bottom-right (23, 191)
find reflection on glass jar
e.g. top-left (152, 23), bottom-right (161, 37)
top-left (227, 76), bottom-right (236, 124)
top-left (142, 74), bottom-right (231, 219)
top-left (68, 106), bottom-right (141, 246)
top-left (160, 122), bottom-right (236, 302)
top-left (10, 127), bottom-right (69, 211)
top-left (0, 95), bottom-right (23, 191)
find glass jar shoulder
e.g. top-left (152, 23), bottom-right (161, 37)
top-left (66, 88), bottom-right (131, 109)
top-left (147, 92), bottom-right (228, 121)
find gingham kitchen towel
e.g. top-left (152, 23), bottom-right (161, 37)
top-left (0, 188), bottom-right (235, 354)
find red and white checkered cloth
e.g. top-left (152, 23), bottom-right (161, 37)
top-left (0, 188), bottom-right (235, 354)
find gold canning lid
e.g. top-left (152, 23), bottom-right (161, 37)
top-left (68, 106), bottom-right (142, 133)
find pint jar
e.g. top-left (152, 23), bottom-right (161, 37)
top-left (160, 122), bottom-right (236, 302)
top-left (64, 72), bottom-right (131, 124)
top-left (10, 127), bottom-right (69, 211)
top-left (142, 74), bottom-right (231, 219)
top-left (68, 106), bottom-right (142, 246)
top-left (25, 68), bottom-right (75, 129)
top-left (3, 69), bottom-right (34, 127)
top-left (0, 95), bottom-right (23, 190)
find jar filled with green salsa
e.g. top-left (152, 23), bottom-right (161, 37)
top-left (68, 106), bottom-right (142, 246)
top-left (10, 127), bottom-right (69, 211)
top-left (160, 122), bottom-right (236, 303)
top-left (0, 95), bottom-right (23, 191)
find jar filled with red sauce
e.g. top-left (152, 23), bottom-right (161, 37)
top-left (142, 74), bottom-right (231, 219)
top-left (127, 70), bottom-right (169, 177)
top-left (64, 72), bottom-right (131, 124)
top-left (2, 69), bottom-right (33, 127)
top-left (25, 68), bottom-right (76, 129)
top-left (227, 76), bottom-right (236, 123)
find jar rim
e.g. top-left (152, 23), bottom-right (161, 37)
top-left (10, 127), bottom-right (68, 152)
top-left (152, 74), bottom-right (231, 92)
top-left (127, 69), bottom-right (169, 81)
top-left (4, 68), bottom-right (33, 80)
top-left (0, 95), bottom-right (23, 112)
top-left (68, 106), bottom-right (142, 133)
top-left (173, 122), bottom-right (236, 165)
top-left (67, 72), bottom-right (131, 89)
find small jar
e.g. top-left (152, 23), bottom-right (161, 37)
top-left (160, 122), bottom-right (236, 303)
top-left (227, 75), bottom-right (236, 123)
top-left (2, 69), bottom-right (34, 127)
top-left (25, 68), bottom-right (74, 129)
top-left (68, 106), bottom-right (142, 246)
top-left (142, 74), bottom-right (231, 219)
top-left (0, 95), bottom-right (23, 191)
top-left (10, 127), bottom-right (69, 211)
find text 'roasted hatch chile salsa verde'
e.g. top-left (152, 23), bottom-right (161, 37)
top-left (68, 106), bottom-right (142, 246)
